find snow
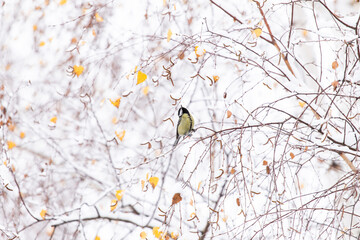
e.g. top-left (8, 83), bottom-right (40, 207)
top-left (1, 0), bottom-right (360, 239)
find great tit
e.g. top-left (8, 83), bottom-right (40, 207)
top-left (174, 106), bottom-right (195, 146)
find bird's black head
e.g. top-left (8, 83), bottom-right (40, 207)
top-left (178, 106), bottom-right (190, 117)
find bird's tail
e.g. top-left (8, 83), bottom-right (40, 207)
top-left (173, 136), bottom-right (180, 147)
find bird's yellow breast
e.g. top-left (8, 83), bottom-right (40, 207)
top-left (177, 114), bottom-right (194, 136)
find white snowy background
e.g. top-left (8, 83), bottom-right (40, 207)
top-left (1, 0), bottom-right (360, 239)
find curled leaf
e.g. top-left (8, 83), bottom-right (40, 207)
top-left (110, 199), bottom-right (118, 211)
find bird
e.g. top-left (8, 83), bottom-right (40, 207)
top-left (173, 106), bottom-right (195, 146)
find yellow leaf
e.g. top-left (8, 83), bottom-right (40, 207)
top-left (252, 28), bottom-right (262, 38)
top-left (263, 160), bottom-right (268, 166)
top-left (171, 232), bottom-right (179, 239)
top-left (137, 71), bottom-right (147, 85)
top-left (299, 101), bottom-right (305, 108)
top-left (141, 180), bottom-right (145, 191)
top-left (59, 0), bottom-right (67, 5)
top-left (95, 236), bottom-right (100, 240)
top-left (40, 209), bottom-right (47, 220)
top-left (50, 116), bottom-right (57, 124)
top-left (290, 152), bottom-right (295, 159)
top-left (95, 12), bottom-right (103, 22)
top-left (195, 46), bottom-right (206, 57)
top-left (302, 30), bottom-right (308, 37)
top-left (115, 130), bottom-right (126, 141)
top-left (39, 41), bottom-right (45, 47)
top-left (92, 29), bottom-right (96, 36)
top-left (197, 181), bottom-right (202, 191)
top-left (332, 60), bottom-right (339, 70)
top-left (153, 227), bottom-right (162, 238)
top-left (8, 123), bottom-right (15, 131)
top-left (142, 86), bottom-right (149, 95)
top-left (149, 176), bottom-right (159, 189)
top-left (109, 98), bottom-right (121, 108)
top-left (226, 110), bottom-right (232, 118)
top-left (213, 75), bottom-right (219, 83)
top-left (146, 172), bottom-right (149, 180)
top-left (140, 231), bottom-right (147, 239)
top-left (112, 117), bottom-right (118, 124)
top-left (110, 199), bottom-right (118, 211)
top-left (222, 216), bottom-right (228, 222)
top-left (230, 168), bottom-right (236, 174)
top-left (73, 65), bottom-right (84, 77)
top-left (20, 132), bottom-right (25, 139)
top-left (33, 25), bottom-right (37, 31)
top-left (332, 80), bottom-right (339, 90)
top-left (7, 141), bottom-right (16, 150)
top-left (115, 190), bottom-right (124, 201)
top-left (5, 64), bottom-right (11, 71)
top-left (46, 227), bottom-right (55, 236)
top-left (167, 29), bottom-right (172, 42)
